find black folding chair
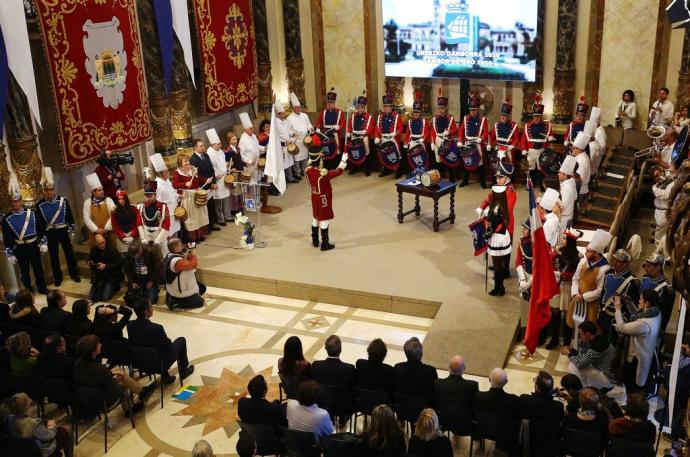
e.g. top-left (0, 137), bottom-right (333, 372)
top-left (470, 409), bottom-right (512, 456)
top-left (320, 433), bottom-right (359, 457)
top-left (9, 373), bottom-right (44, 416)
top-left (101, 340), bottom-right (132, 374)
top-left (237, 421), bottom-right (282, 456)
top-left (606, 436), bottom-right (655, 457)
top-left (393, 393), bottom-right (428, 435)
top-left (130, 345), bottom-right (180, 408)
top-left (279, 374), bottom-right (309, 402)
top-left (318, 384), bottom-right (355, 431)
top-left (560, 427), bottom-right (604, 457)
top-left (73, 384), bottom-right (135, 453)
top-left (354, 387), bottom-right (392, 427)
top-left (40, 377), bottom-right (74, 418)
top-left (283, 427), bottom-right (320, 457)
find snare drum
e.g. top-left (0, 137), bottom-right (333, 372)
top-left (239, 171), bottom-right (252, 183)
top-left (173, 206), bottom-right (188, 222)
top-left (420, 169), bottom-right (441, 187)
top-left (194, 189), bottom-right (208, 207)
top-left (303, 135), bottom-right (313, 146)
top-left (287, 142), bottom-right (299, 155)
top-left (538, 148), bottom-right (563, 176)
top-left (258, 157), bottom-right (266, 169)
top-left (224, 172), bottom-right (237, 185)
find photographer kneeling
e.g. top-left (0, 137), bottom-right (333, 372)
top-left (164, 238), bottom-right (206, 310)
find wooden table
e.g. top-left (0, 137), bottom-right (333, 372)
top-left (396, 178), bottom-right (457, 232)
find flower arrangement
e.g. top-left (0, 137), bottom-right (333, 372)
top-left (235, 214), bottom-right (255, 249)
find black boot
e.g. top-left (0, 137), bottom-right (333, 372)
top-left (320, 228), bottom-right (335, 251)
top-left (563, 324), bottom-right (573, 347)
top-left (545, 309), bottom-right (561, 350)
top-left (488, 269), bottom-right (505, 296)
top-left (459, 169), bottom-right (469, 187)
top-left (478, 167), bottom-right (487, 189)
top-left (379, 168), bottom-right (391, 177)
top-left (311, 226), bottom-right (319, 248)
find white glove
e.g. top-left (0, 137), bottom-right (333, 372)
top-left (486, 144), bottom-right (493, 151)
top-left (259, 146), bottom-right (266, 153)
top-left (457, 141), bottom-right (464, 148)
top-left (435, 152), bottom-right (441, 163)
top-left (522, 150), bottom-right (528, 157)
top-left (316, 128), bottom-right (321, 134)
top-left (547, 136), bottom-right (556, 142)
top-left (403, 144), bottom-right (409, 150)
top-left (564, 140), bottom-right (570, 147)
top-left (519, 280), bottom-right (528, 292)
top-left (39, 243), bottom-right (48, 254)
top-left (123, 236), bottom-right (134, 244)
top-left (338, 154), bottom-right (349, 170)
top-left (334, 125), bottom-right (340, 131)
top-left (516, 265), bottom-right (526, 283)
top-left (374, 137), bottom-right (381, 145)
top-left (475, 207), bottom-right (483, 219)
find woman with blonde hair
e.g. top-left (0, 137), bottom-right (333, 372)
top-left (355, 404), bottom-right (406, 456)
top-left (408, 408), bottom-right (453, 457)
top-left (5, 331), bottom-right (38, 376)
top-left (172, 153), bottom-right (210, 243)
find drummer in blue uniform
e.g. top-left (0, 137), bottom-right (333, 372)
top-left (640, 252), bottom-right (675, 332)
top-left (374, 94), bottom-right (403, 178)
top-left (430, 91), bottom-right (459, 179)
top-left (563, 96), bottom-right (589, 152)
top-left (346, 92), bottom-right (374, 176)
top-left (315, 87), bottom-right (346, 171)
top-left (403, 98), bottom-right (431, 174)
top-left (598, 247), bottom-right (641, 342)
top-left (489, 100), bottom-right (521, 183)
top-left (36, 167), bottom-right (81, 287)
top-left (457, 93), bottom-right (489, 188)
top-left (2, 174), bottom-right (48, 294)
top-left (521, 95), bottom-right (554, 192)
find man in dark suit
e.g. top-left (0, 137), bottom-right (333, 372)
top-left (474, 368), bottom-right (519, 454)
top-left (127, 298), bottom-right (194, 384)
top-left (433, 355), bottom-right (478, 433)
top-left (518, 370), bottom-right (565, 457)
top-left (312, 335), bottom-right (355, 388)
top-left (37, 334), bottom-right (76, 381)
top-left (238, 374), bottom-right (287, 428)
top-left (393, 337), bottom-right (438, 402)
top-left (190, 138), bottom-right (220, 231)
top-left (355, 338), bottom-right (394, 392)
top-left (39, 289), bottom-right (72, 335)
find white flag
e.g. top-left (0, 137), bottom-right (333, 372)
top-left (265, 106), bottom-right (286, 194)
top-left (171, 0), bottom-right (195, 87)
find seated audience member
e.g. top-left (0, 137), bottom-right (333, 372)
top-left (433, 355), bottom-right (478, 431)
top-left (560, 320), bottom-right (617, 389)
top-left (590, 386), bottom-right (624, 420)
top-left (474, 368), bottom-right (519, 454)
top-left (237, 374), bottom-right (287, 428)
top-left (127, 298), bottom-right (194, 384)
top-left (608, 392), bottom-right (656, 444)
top-left (0, 283), bottom-right (11, 323)
top-left (236, 434), bottom-right (256, 457)
top-left (93, 304), bottom-right (132, 346)
top-left (39, 289), bottom-right (72, 335)
top-left (562, 388), bottom-right (609, 449)
top-left (5, 331), bottom-right (38, 376)
top-left (123, 241), bottom-right (163, 305)
top-left (393, 337), bottom-right (438, 402)
top-left (70, 299), bottom-right (94, 341)
top-left (557, 373), bottom-right (583, 415)
top-left (613, 290), bottom-right (662, 393)
top-left (355, 404), bottom-right (406, 457)
top-left (192, 439), bottom-right (216, 457)
top-left (355, 338), bottom-right (394, 392)
top-left (518, 370), bottom-right (565, 457)
top-left (312, 334), bottom-right (355, 388)
top-left (407, 408), bottom-right (453, 457)
top-left (163, 238), bottom-right (206, 310)
top-left (88, 233), bottom-right (122, 302)
top-left (286, 380), bottom-right (333, 439)
top-left (5, 392), bottom-right (73, 457)
top-left (278, 335), bottom-right (312, 378)
top-left (37, 333), bottom-right (75, 381)
top-left (72, 335), bottom-right (153, 415)
top-left (9, 289), bottom-right (40, 329)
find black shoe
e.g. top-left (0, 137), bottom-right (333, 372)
top-left (545, 339), bottom-right (559, 350)
top-left (209, 225), bottom-right (221, 231)
top-left (480, 182), bottom-right (488, 189)
top-left (364, 170), bottom-right (371, 177)
top-left (449, 175), bottom-right (456, 183)
top-left (38, 288), bottom-right (49, 295)
top-left (54, 279), bottom-right (62, 287)
top-left (219, 222), bottom-right (227, 227)
top-left (311, 226), bottom-right (319, 248)
top-left (348, 168), bottom-right (358, 175)
top-left (138, 383), bottom-right (156, 402)
top-left (394, 171), bottom-right (403, 179)
top-left (287, 178), bottom-right (299, 183)
top-left (181, 365), bottom-right (195, 380)
top-left (320, 228), bottom-right (335, 251)
top-left (125, 401), bottom-right (145, 417)
top-left (459, 181), bottom-right (469, 187)
top-left (379, 169), bottom-right (391, 177)
top-left (161, 374), bottom-right (177, 385)
top-left (488, 288), bottom-right (500, 296)
top-left (269, 189), bottom-right (280, 196)
top-left (71, 276), bottom-right (81, 283)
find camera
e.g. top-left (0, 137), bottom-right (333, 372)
top-left (112, 151), bottom-right (135, 166)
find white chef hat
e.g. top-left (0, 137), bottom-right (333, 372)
top-left (149, 153), bottom-right (167, 173)
top-left (40, 167), bottom-right (55, 189)
top-left (274, 98), bottom-right (285, 113)
top-left (206, 128), bottom-right (220, 145)
top-left (573, 131), bottom-right (590, 150)
top-left (85, 173), bottom-right (102, 192)
top-left (290, 92), bottom-right (301, 108)
top-left (239, 113), bottom-right (253, 130)
top-left (589, 106), bottom-right (601, 124)
top-left (559, 155), bottom-right (577, 176)
top-left (584, 120), bottom-right (597, 137)
top-left (8, 172), bottom-right (21, 201)
top-left (540, 188), bottom-right (560, 211)
top-left (587, 229), bottom-right (613, 254)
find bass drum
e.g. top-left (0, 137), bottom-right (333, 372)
top-left (407, 144), bottom-right (430, 171)
top-left (378, 141), bottom-right (401, 171)
top-left (322, 132), bottom-right (340, 160)
top-left (538, 148), bottom-right (563, 176)
top-left (437, 139), bottom-right (461, 168)
top-left (347, 137), bottom-right (367, 165)
top-left (460, 144), bottom-right (482, 171)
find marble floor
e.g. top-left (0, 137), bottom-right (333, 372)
top-left (29, 279), bottom-right (583, 457)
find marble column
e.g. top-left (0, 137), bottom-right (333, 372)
top-left (678, 29), bottom-right (690, 110)
top-left (522, 0), bottom-right (545, 122)
top-left (283, 0), bottom-right (306, 108)
top-left (385, 77), bottom-right (405, 114)
top-left (4, 76), bottom-right (42, 207)
top-left (253, 0), bottom-right (273, 113)
top-left (552, 0), bottom-right (578, 124)
top-left (412, 78), bottom-right (433, 115)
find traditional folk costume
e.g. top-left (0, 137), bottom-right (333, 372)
top-left (190, 144), bottom-right (218, 229)
top-left (404, 100), bottom-right (431, 173)
top-left (516, 218), bottom-right (534, 301)
top-left (640, 253), bottom-right (675, 331)
top-left (346, 94), bottom-right (374, 175)
top-left (489, 100), bottom-right (520, 179)
top-left (559, 155), bottom-right (578, 230)
top-left (111, 189), bottom-right (142, 253)
top-left (430, 94), bottom-right (459, 178)
top-left (551, 229), bottom-right (583, 348)
top-left (82, 173), bottom-right (116, 247)
top-left (95, 154), bottom-right (125, 201)
top-left (206, 128), bottom-right (232, 224)
top-left (36, 167), bottom-right (80, 286)
top-left (150, 153), bottom-right (181, 238)
top-left (172, 163), bottom-right (209, 243)
top-left (306, 135), bottom-right (348, 251)
top-left (223, 145), bottom-right (245, 214)
top-left (137, 180), bottom-right (171, 256)
top-left (521, 96), bottom-right (552, 192)
top-left (3, 174), bottom-right (48, 294)
top-left (287, 92), bottom-right (314, 177)
top-left (374, 95), bottom-right (403, 177)
top-left (315, 88), bottom-right (345, 170)
top-left (598, 247), bottom-right (641, 341)
top-left (457, 94), bottom-right (489, 188)
top-left (563, 97), bottom-right (589, 150)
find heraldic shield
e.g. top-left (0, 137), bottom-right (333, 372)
top-left (322, 133), bottom-right (340, 160)
top-left (378, 141), bottom-right (401, 171)
top-left (469, 218), bottom-right (488, 256)
top-left (346, 138), bottom-right (367, 165)
top-left (83, 17), bottom-right (128, 109)
top-left (438, 140), bottom-right (462, 168)
top-left (407, 144), bottom-right (430, 172)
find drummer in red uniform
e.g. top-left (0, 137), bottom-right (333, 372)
top-left (430, 91), bottom-right (459, 179)
top-left (404, 98), bottom-right (431, 174)
top-left (457, 93), bottom-right (489, 188)
top-left (563, 96), bottom-right (589, 152)
top-left (489, 100), bottom-right (521, 182)
top-left (374, 95), bottom-right (403, 178)
top-left (306, 135), bottom-right (349, 251)
top-left (346, 92), bottom-right (374, 176)
top-left (315, 87), bottom-right (346, 170)
top-left (521, 95), bottom-right (554, 192)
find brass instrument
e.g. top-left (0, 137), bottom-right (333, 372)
top-left (650, 165), bottom-right (673, 189)
top-left (634, 125), bottom-right (666, 158)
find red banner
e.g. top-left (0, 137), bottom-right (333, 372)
top-left (34, 0), bottom-right (151, 168)
top-left (193, 0), bottom-right (258, 115)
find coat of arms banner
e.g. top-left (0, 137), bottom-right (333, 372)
top-left (192, 0), bottom-right (258, 115)
top-left (34, 0), bottom-right (151, 168)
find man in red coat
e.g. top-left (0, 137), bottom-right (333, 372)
top-left (306, 136), bottom-right (349, 251)
top-left (95, 149), bottom-right (125, 201)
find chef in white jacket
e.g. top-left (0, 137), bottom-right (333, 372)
top-left (286, 92), bottom-right (313, 178)
top-left (274, 99), bottom-right (298, 183)
top-left (206, 128), bottom-right (232, 225)
top-left (571, 131), bottom-right (592, 207)
top-left (589, 108), bottom-right (607, 175)
top-left (238, 112), bottom-right (263, 183)
top-left (539, 188), bottom-right (561, 249)
top-left (150, 153), bottom-right (180, 240)
top-left (558, 155), bottom-right (578, 230)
